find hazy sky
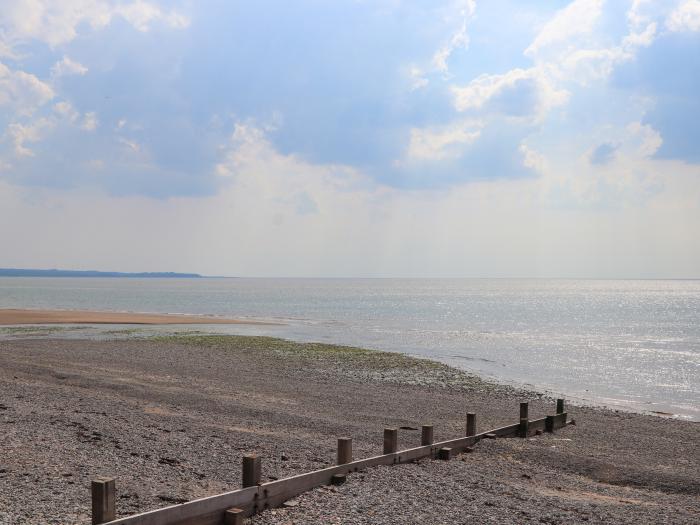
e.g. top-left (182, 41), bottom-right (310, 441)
top-left (1, 0), bottom-right (699, 277)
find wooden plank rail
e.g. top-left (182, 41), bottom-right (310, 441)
top-left (98, 401), bottom-right (573, 525)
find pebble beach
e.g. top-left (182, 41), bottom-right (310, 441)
top-left (0, 334), bottom-right (698, 524)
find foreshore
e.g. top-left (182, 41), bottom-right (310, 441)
top-left (0, 335), bottom-right (698, 524)
top-left (0, 308), bottom-right (277, 325)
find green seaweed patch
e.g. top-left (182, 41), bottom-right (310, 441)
top-left (147, 334), bottom-right (520, 395)
top-left (0, 325), bottom-right (83, 335)
top-left (101, 328), bottom-right (144, 336)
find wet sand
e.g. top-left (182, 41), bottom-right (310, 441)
top-left (0, 309), bottom-right (276, 325)
top-left (0, 335), bottom-right (698, 524)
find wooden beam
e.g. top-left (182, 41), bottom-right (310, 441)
top-left (101, 422), bottom-right (524, 525)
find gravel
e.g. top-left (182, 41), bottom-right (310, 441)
top-left (0, 335), bottom-right (698, 524)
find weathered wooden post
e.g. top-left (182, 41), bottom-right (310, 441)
top-left (383, 428), bottom-right (398, 454)
top-left (242, 454), bottom-right (261, 487)
top-left (91, 477), bottom-right (116, 525)
top-left (224, 508), bottom-right (245, 525)
top-left (421, 425), bottom-right (434, 446)
top-left (556, 398), bottom-right (565, 414)
top-left (519, 401), bottom-right (529, 438)
top-left (466, 412), bottom-right (476, 437)
top-left (337, 437), bottom-right (352, 465)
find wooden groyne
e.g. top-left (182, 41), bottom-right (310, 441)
top-left (91, 399), bottom-right (573, 525)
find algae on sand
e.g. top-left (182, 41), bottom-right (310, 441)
top-left (148, 333), bottom-right (516, 394)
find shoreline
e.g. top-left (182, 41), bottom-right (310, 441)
top-left (0, 319), bottom-right (694, 422)
top-left (0, 308), bottom-right (280, 326)
top-left (0, 334), bottom-right (697, 524)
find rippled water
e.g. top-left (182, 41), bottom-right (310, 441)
top-left (1, 278), bottom-right (698, 420)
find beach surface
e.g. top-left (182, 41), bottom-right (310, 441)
top-left (0, 335), bottom-right (698, 524)
top-left (0, 309), bottom-right (275, 325)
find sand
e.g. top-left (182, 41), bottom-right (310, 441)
top-left (0, 309), bottom-right (277, 325)
top-left (0, 335), bottom-right (698, 524)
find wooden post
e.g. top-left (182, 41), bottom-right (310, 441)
top-left (519, 418), bottom-right (529, 438)
top-left (556, 398), bottom-right (565, 414)
top-left (242, 454), bottom-right (261, 488)
top-left (224, 508), bottom-right (245, 525)
top-left (519, 402), bottom-right (529, 438)
top-left (383, 428), bottom-right (398, 454)
top-left (337, 437), bottom-right (352, 465)
top-left (421, 425), bottom-right (434, 446)
top-left (545, 415), bottom-right (555, 433)
top-left (91, 477), bottom-right (116, 525)
top-left (520, 402), bottom-right (529, 420)
top-left (466, 412), bottom-right (476, 437)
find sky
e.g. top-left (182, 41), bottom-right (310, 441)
top-left (0, 0), bottom-right (699, 278)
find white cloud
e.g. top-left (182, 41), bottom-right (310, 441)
top-left (432, 21), bottom-right (469, 73)
top-left (51, 56), bottom-right (88, 79)
top-left (525, 0), bottom-right (604, 57)
top-left (1, 126), bottom-right (699, 278)
top-left (451, 67), bottom-right (569, 120)
top-left (53, 101), bottom-right (80, 123)
top-left (4, 118), bottom-right (54, 157)
top-left (81, 111), bottom-right (99, 131)
top-left (667, 0), bottom-right (700, 31)
top-left (408, 66), bottom-right (429, 90)
top-left (406, 121), bottom-right (482, 161)
top-left (0, 62), bottom-right (54, 116)
top-left (431, 0), bottom-right (476, 74)
top-left (0, 0), bottom-right (189, 52)
top-left (626, 122), bottom-right (663, 157)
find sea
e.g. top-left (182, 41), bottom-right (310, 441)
top-left (1, 277), bottom-right (698, 421)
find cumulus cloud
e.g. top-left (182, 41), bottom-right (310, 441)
top-left (406, 121), bottom-right (482, 161)
top-left (0, 62), bottom-right (54, 116)
top-left (451, 67), bottom-right (569, 120)
top-left (525, 0), bottom-right (604, 57)
top-left (666, 0), bottom-right (700, 31)
top-left (51, 56), bottom-right (88, 79)
top-left (0, 0), bottom-right (189, 51)
top-left (4, 118), bottom-right (54, 157)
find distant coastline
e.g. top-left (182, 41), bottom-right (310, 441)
top-left (0, 268), bottom-right (202, 278)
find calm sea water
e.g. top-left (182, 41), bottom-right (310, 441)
top-left (1, 278), bottom-right (698, 420)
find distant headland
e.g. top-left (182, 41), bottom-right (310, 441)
top-left (0, 268), bottom-right (203, 278)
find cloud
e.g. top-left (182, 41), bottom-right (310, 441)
top-left (667, 0), bottom-right (700, 32)
top-left (525, 0), bottom-right (604, 57)
top-left (4, 118), bottom-right (54, 157)
top-left (1, 129), bottom-right (699, 278)
top-left (81, 111), bottom-right (98, 131)
top-left (451, 67), bottom-right (569, 120)
top-left (0, 0), bottom-right (189, 51)
top-left (51, 56), bottom-right (88, 79)
top-left (431, 0), bottom-right (476, 74)
top-left (406, 121), bottom-right (482, 161)
top-left (0, 62), bottom-right (55, 116)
